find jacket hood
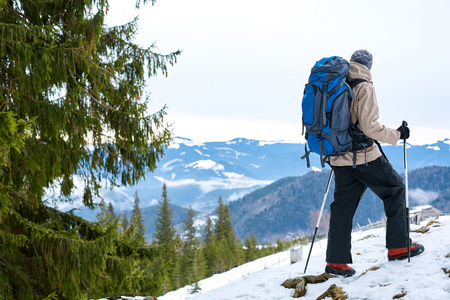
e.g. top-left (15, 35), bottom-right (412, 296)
top-left (348, 62), bottom-right (372, 82)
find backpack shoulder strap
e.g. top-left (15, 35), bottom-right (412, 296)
top-left (374, 140), bottom-right (389, 162)
top-left (346, 78), bottom-right (368, 89)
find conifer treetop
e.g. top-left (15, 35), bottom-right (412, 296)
top-left (132, 190), bottom-right (145, 238)
top-left (154, 183), bottom-right (176, 245)
top-left (0, 0), bottom-right (181, 208)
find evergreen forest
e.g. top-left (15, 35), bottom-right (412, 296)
top-left (0, 0), bottom-right (182, 298)
top-left (124, 184), bottom-right (295, 297)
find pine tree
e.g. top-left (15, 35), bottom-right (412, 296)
top-left (233, 237), bottom-right (244, 267)
top-left (213, 197), bottom-right (236, 269)
top-left (218, 237), bottom-right (230, 272)
top-left (96, 199), bottom-right (109, 222)
top-left (96, 200), bottom-right (117, 231)
top-left (160, 273), bottom-right (173, 295)
top-left (171, 259), bottom-right (183, 290)
top-left (207, 236), bottom-right (223, 275)
top-left (276, 239), bottom-right (285, 252)
top-left (214, 197), bottom-right (234, 242)
top-left (0, 0), bottom-right (181, 298)
top-left (203, 216), bottom-right (214, 245)
top-left (190, 247), bottom-right (205, 285)
top-left (188, 247), bottom-right (203, 295)
top-left (153, 183), bottom-right (177, 295)
top-left (132, 190), bottom-right (145, 238)
top-left (107, 202), bottom-right (116, 220)
top-left (202, 217), bottom-right (216, 276)
top-left (190, 282), bottom-right (201, 295)
top-left (182, 206), bottom-right (197, 245)
top-left (122, 213), bottom-right (130, 232)
top-left (154, 184), bottom-right (176, 246)
top-left (180, 206), bottom-right (205, 286)
top-left (245, 231), bottom-right (259, 262)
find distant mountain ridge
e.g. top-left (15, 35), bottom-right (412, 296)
top-left (155, 137), bottom-right (450, 209)
top-left (228, 165), bottom-right (450, 242)
top-left (113, 137), bottom-right (450, 210)
top-left (70, 137), bottom-right (450, 224)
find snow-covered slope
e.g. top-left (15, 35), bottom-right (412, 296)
top-left (160, 215), bottom-right (450, 300)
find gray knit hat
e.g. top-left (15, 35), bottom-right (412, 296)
top-left (350, 50), bottom-right (373, 70)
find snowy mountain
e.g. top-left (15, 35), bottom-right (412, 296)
top-left (157, 215), bottom-right (450, 300)
top-left (228, 166), bottom-right (450, 242)
top-left (69, 137), bottom-right (450, 221)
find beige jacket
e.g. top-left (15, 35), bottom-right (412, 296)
top-left (330, 62), bottom-right (401, 166)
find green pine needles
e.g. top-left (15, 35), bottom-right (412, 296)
top-left (0, 0), bottom-right (181, 298)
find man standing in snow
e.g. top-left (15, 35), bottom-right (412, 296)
top-left (325, 50), bottom-right (424, 277)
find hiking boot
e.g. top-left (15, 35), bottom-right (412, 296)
top-left (325, 263), bottom-right (356, 277)
top-left (388, 243), bottom-right (425, 261)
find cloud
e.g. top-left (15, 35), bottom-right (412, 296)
top-left (226, 190), bottom-right (252, 202)
top-left (409, 188), bottom-right (439, 205)
top-left (154, 175), bottom-right (272, 195)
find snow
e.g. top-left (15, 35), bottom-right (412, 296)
top-left (427, 146), bottom-right (440, 151)
top-left (186, 160), bottom-right (224, 171)
top-left (214, 147), bottom-right (247, 159)
top-left (194, 149), bottom-right (210, 157)
top-left (160, 159), bottom-right (183, 172)
top-left (258, 140), bottom-right (301, 146)
top-left (158, 216), bottom-right (450, 300)
top-left (171, 137), bottom-right (205, 147)
top-left (155, 175), bottom-right (272, 195)
top-left (409, 205), bottom-right (434, 214)
top-left (97, 216), bottom-right (450, 300)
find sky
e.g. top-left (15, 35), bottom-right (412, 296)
top-left (106, 0), bottom-right (450, 145)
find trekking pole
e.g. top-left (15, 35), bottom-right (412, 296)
top-left (304, 169), bottom-right (334, 273)
top-left (403, 121), bottom-right (411, 262)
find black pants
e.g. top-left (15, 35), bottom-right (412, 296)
top-left (326, 156), bottom-right (408, 264)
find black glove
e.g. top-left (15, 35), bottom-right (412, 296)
top-left (397, 121), bottom-right (410, 140)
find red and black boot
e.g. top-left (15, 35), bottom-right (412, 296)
top-left (388, 243), bottom-right (425, 261)
top-left (325, 263), bottom-right (356, 277)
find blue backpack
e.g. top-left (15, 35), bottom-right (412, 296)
top-left (301, 56), bottom-right (374, 167)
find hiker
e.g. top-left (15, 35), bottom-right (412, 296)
top-left (324, 50), bottom-right (424, 277)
